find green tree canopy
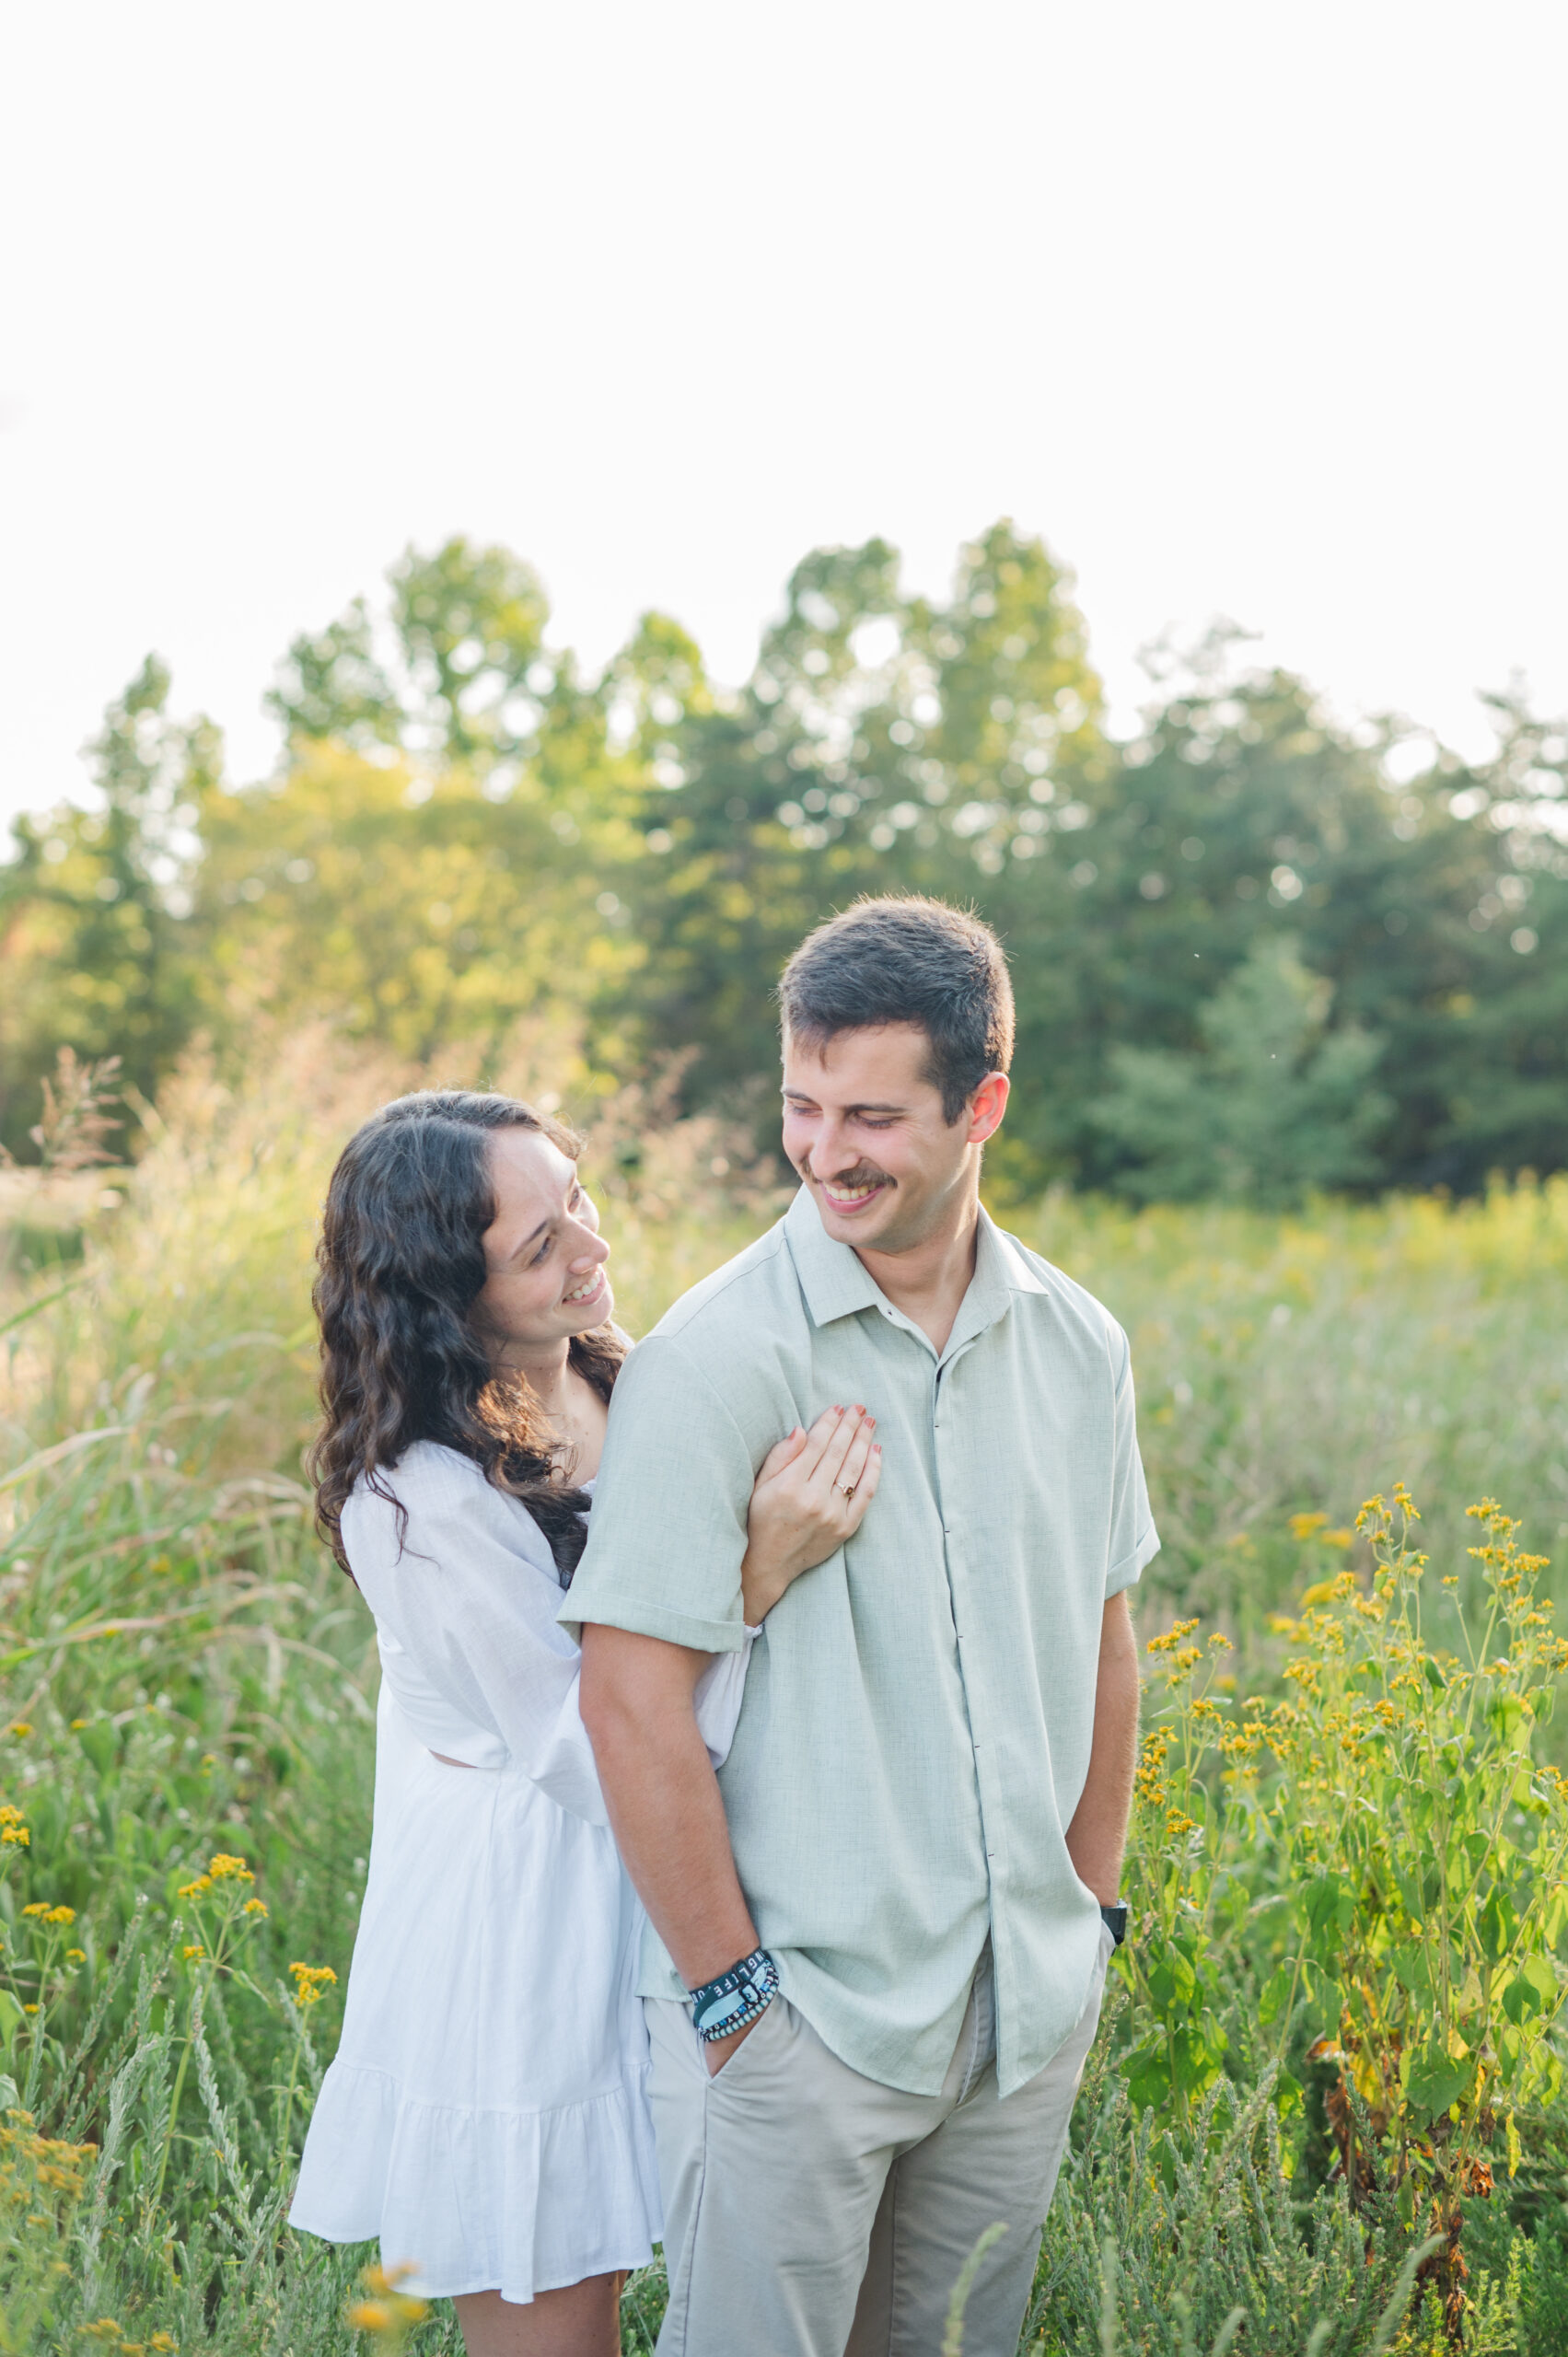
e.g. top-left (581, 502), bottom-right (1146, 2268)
top-left (5, 526), bottom-right (1565, 1196)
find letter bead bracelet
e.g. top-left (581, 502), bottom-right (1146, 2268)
top-left (687, 1947), bottom-right (780, 2044)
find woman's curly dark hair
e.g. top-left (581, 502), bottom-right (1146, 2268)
top-left (308, 1090), bottom-right (625, 1586)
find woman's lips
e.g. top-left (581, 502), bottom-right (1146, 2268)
top-left (561, 1269), bottom-right (608, 1311)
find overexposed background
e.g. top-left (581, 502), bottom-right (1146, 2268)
top-left (3, 0), bottom-right (1564, 825)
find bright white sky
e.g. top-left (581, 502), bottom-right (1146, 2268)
top-left (3, 1), bottom-right (1564, 828)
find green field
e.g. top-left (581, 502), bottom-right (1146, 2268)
top-left (3, 1039), bottom-right (1567, 2352)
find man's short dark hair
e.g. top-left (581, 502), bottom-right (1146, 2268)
top-left (777, 897), bottom-right (1015, 1124)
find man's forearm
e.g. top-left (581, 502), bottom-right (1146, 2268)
top-left (1064, 1592), bottom-right (1141, 1904)
top-left (579, 1623), bottom-right (758, 1988)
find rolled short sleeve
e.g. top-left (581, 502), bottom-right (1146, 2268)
top-left (560, 1334), bottom-right (756, 1653)
top-left (1106, 1324), bottom-right (1160, 1597)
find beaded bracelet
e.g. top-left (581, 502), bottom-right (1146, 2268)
top-left (688, 1946), bottom-right (780, 2044)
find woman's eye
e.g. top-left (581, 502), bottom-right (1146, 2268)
top-left (530, 1235), bottom-right (552, 1265)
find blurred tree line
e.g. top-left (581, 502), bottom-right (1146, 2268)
top-left (3, 525), bottom-right (1565, 1203)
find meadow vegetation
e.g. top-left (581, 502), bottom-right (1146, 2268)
top-left (0, 1039), bottom-right (1564, 2350)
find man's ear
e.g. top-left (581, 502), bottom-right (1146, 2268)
top-left (965, 1072), bottom-right (1010, 1146)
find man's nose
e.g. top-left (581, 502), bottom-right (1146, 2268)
top-left (807, 1117), bottom-right (856, 1175)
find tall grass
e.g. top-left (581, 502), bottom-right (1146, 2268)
top-left (1, 1035), bottom-right (1565, 2351)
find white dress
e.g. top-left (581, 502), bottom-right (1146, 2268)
top-left (289, 1441), bottom-right (750, 2303)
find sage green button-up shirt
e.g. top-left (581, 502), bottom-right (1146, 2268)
top-left (563, 1188), bottom-right (1158, 2097)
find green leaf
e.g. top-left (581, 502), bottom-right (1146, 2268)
top-left (0, 1990), bottom-right (24, 2059)
top-left (1478, 1888), bottom-right (1515, 1965)
top-left (1404, 2041), bottom-right (1469, 2116)
top-left (1388, 1944), bottom-right (1433, 2000)
top-left (1502, 1953), bottom-right (1558, 2026)
top-left (1258, 1964), bottom-right (1295, 2026)
top-left (1124, 2041), bottom-right (1172, 2112)
top-left (1272, 2069), bottom-right (1305, 2121)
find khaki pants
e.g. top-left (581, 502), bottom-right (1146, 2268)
top-left (645, 1930), bottom-right (1110, 2357)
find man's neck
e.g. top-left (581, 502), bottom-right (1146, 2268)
top-left (853, 1184), bottom-right (981, 1356)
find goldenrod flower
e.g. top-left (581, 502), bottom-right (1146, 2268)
top-left (7, 1723), bottom-right (31, 1738)
top-left (207, 1853), bottom-right (254, 1882)
top-left (21, 1903), bottom-right (51, 1919)
top-left (243, 1897), bottom-right (268, 1917)
top-left (42, 1906), bottom-right (75, 1926)
top-left (177, 1875), bottom-right (213, 1898)
top-left (1146, 1618), bottom-right (1200, 1656)
top-left (65, 1948), bottom-right (86, 1964)
top-left (289, 1960), bottom-right (338, 2010)
top-left (182, 1945), bottom-right (205, 1962)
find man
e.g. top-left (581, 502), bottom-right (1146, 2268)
top-left (567, 897), bottom-right (1156, 2356)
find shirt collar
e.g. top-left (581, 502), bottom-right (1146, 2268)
top-left (784, 1185), bottom-right (1048, 1344)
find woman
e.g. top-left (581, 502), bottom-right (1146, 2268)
top-left (288, 1090), bottom-right (878, 2357)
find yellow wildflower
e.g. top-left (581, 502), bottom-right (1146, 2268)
top-left (243, 1898), bottom-right (268, 1917)
top-left (21, 1903), bottom-right (50, 1919)
top-left (65, 1948), bottom-right (86, 1964)
top-left (182, 1945), bottom-right (205, 1962)
top-left (207, 1853), bottom-right (254, 1882)
top-left (290, 1961), bottom-right (338, 2010)
top-left (22, 2004), bottom-right (38, 2015)
top-left (7, 1723), bottom-right (31, 1738)
top-left (70, 1718), bottom-right (88, 1731)
top-left (177, 1875), bottom-right (213, 1898)
top-left (42, 1906), bottom-right (75, 1926)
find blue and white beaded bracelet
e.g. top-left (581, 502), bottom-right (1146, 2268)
top-left (688, 1946), bottom-right (780, 2044)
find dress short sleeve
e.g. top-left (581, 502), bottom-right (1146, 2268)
top-left (344, 1446), bottom-right (615, 1816)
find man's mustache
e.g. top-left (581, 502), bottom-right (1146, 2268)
top-left (796, 1159), bottom-right (896, 1191)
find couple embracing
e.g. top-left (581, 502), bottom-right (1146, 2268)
top-left (291, 897), bottom-right (1158, 2357)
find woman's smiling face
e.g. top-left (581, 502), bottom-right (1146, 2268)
top-left (470, 1125), bottom-right (613, 1371)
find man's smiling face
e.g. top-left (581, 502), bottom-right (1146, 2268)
top-left (782, 1022), bottom-right (996, 1257)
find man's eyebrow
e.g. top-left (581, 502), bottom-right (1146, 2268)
top-left (781, 1090), bottom-right (908, 1113)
